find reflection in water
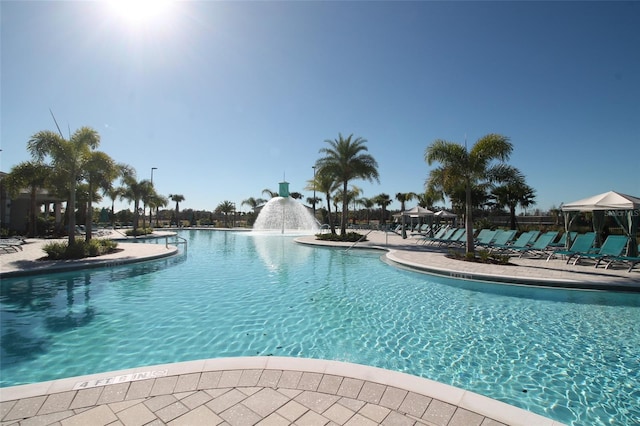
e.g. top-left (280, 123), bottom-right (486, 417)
top-left (251, 234), bottom-right (312, 273)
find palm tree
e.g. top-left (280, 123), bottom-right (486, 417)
top-left (83, 151), bottom-right (118, 241)
top-left (316, 133), bottom-right (379, 236)
top-left (215, 200), bottom-right (235, 227)
top-left (396, 192), bottom-right (416, 238)
top-left (3, 161), bottom-right (51, 237)
top-left (241, 197), bottom-right (266, 213)
top-left (491, 168), bottom-right (537, 230)
top-left (306, 196), bottom-right (322, 210)
top-left (140, 185), bottom-right (161, 228)
top-left (27, 126), bottom-right (101, 246)
top-left (105, 186), bottom-right (125, 227)
top-left (169, 194), bottom-right (185, 227)
top-left (360, 197), bottom-right (374, 224)
top-left (289, 191), bottom-right (303, 200)
top-left (146, 192), bottom-right (168, 227)
top-left (373, 193), bottom-right (392, 226)
top-left (425, 133), bottom-right (513, 254)
top-left (307, 168), bottom-right (340, 234)
top-left (416, 188), bottom-right (443, 210)
top-left (262, 189), bottom-right (278, 199)
top-left (122, 177), bottom-right (153, 232)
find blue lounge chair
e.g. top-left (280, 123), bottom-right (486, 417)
top-left (491, 230), bottom-right (538, 253)
top-left (485, 229), bottom-right (517, 251)
top-left (603, 244), bottom-right (640, 272)
top-left (416, 226), bottom-right (450, 245)
top-left (548, 231), bottom-right (577, 248)
top-left (437, 228), bottom-right (464, 246)
top-left (475, 229), bottom-right (498, 247)
top-left (448, 229), bottom-right (468, 247)
top-left (572, 235), bottom-right (629, 266)
top-left (546, 232), bottom-right (596, 263)
top-left (513, 231), bottom-right (559, 258)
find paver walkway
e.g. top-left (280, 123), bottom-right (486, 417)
top-left (0, 357), bottom-right (561, 426)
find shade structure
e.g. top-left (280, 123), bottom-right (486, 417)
top-left (561, 191), bottom-right (640, 256)
top-left (434, 210), bottom-right (457, 218)
top-left (402, 206), bottom-right (434, 217)
top-left (561, 191), bottom-right (640, 211)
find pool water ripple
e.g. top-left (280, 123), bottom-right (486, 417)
top-left (1, 230), bottom-right (639, 425)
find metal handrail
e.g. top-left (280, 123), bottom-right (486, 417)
top-left (345, 230), bottom-right (374, 252)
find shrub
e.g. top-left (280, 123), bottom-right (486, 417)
top-left (43, 239), bottom-right (118, 260)
top-left (125, 227), bottom-right (153, 237)
top-left (315, 232), bottom-right (366, 242)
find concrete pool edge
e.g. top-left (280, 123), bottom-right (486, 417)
top-left (0, 356), bottom-right (564, 426)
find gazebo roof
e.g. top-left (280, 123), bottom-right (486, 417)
top-left (561, 191), bottom-right (640, 211)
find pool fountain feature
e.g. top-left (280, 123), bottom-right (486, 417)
top-left (253, 181), bottom-right (319, 233)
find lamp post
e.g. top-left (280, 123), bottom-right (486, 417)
top-left (312, 165), bottom-right (316, 217)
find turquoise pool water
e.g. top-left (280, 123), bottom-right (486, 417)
top-left (1, 230), bottom-right (639, 425)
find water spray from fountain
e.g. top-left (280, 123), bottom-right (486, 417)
top-left (253, 181), bottom-right (319, 234)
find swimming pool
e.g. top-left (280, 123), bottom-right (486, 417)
top-left (1, 230), bottom-right (638, 425)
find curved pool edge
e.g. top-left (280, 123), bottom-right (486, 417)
top-left (294, 235), bottom-right (640, 292)
top-left (0, 242), bottom-right (179, 279)
top-left (0, 357), bottom-right (564, 426)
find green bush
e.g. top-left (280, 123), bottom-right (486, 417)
top-left (43, 239), bottom-right (118, 260)
top-left (125, 227), bottom-right (153, 237)
top-left (315, 232), bottom-right (366, 242)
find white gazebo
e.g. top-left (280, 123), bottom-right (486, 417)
top-left (561, 191), bottom-right (640, 256)
top-left (400, 206), bottom-right (434, 238)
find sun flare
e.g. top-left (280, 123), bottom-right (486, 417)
top-left (107, 0), bottom-right (173, 24)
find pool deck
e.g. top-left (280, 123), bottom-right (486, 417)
top-left (3, 228), bottom-right (637, 426)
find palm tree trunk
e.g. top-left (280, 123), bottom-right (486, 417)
top-left (465, 181), bottom-right (474, 254)
top-left (86, 182), bottom-right (93, 242)
top-left (68, 176), bottom-right (77, 246)
top-left (401, 202), bottom-right (407, 239)
top-left (326, 195), bottom-right (335, 234)
top-left (341, 182), bottom-right (348, 236)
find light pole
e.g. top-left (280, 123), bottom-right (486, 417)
top-left (151, 167), bottom-right (157, 185)
top-left (312, 165), bottom-right (316, 217)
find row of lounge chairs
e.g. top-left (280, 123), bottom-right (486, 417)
top-left (413, 227), bottom-right (639, 272)
top-left (0, 238), bottom-right (25, 253)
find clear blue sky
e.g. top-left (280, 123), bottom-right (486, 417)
top-left (2, 1), bottom-right (639, 213)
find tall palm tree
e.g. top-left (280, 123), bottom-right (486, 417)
top-left (169, 194), bottom-right (185, 227)
top-left (396, 192), bottom-right (416, 238)
top-left (316, 133), bottom-right (379, 236)
top-left (27, 126), bottom-right (101, 245)
top-left (149, 193), bottom-right (168, 227)
top-left (3, 161), bottom-right (51, 237)
top-left (141, 185), bottom-right (162, 228)
top-left (103, 163), bottom-right (135, 228)
top-left (425, 133), bottom-right (513, 254)
top-left (373, 193), bottom-right (392, 226)
top-left (122, 177), bottom-right (153, 232)
top-left (490, 168), bottom-right (537, 230)
top-left (83, 151), bottom-right (118, 241)
top-left (307, 168), bottom-right (340, 234)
